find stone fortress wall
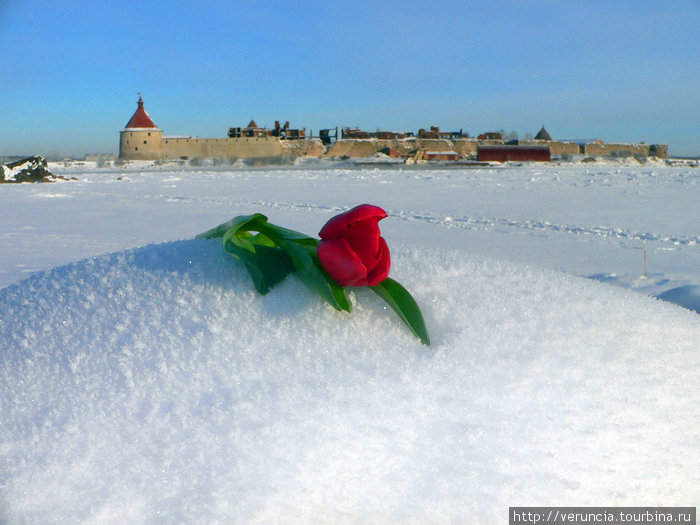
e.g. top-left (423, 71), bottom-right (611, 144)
top-left (119, 97), bottom-right (323, 161)
top-left (118, 98), bottom-right (668, 161)
top-left (160, 136), bottom-right (284, 159)
top-left (323, 138), bottom-right (665, 159)
top-left (119, 129), bottom-right (288, 161)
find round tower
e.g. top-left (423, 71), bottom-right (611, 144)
top-left (119, 96), bottom-right (163, 160)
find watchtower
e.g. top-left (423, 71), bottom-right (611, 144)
top-left (119, 95), bottom-right (163, 160)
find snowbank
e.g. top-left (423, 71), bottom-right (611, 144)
top-left (1, 241), bottom-right (698, 523)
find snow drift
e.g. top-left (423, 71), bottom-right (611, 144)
top-left (1, 240), bottom-right (698, 523)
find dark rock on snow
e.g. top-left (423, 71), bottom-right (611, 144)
top-left (0, 155), bottom-right (71, 183)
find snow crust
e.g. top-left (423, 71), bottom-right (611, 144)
top-left (1, 240), bottom-right (698, 523)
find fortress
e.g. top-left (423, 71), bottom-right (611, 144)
top-left (119, 97), bottom-right (323, 161)
top-left (118, 97), bottom-right (667, 162)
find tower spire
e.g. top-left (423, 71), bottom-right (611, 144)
top-left (124, 94), bottom-right (158, 129)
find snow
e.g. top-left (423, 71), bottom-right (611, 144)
top-left (0, 162), bottom-right (32, 183)
top-left (0, 161), bottom-right (699, 522)
top-left (0, 164), bottom-right (20, 182)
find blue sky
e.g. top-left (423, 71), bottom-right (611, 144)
top-left (1, 0), bottom-right (698, 157)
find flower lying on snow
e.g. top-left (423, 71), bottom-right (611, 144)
top-left (197, 204), bottom-right (429, 345)
top-left (318, 204), bottom-right (391, 287)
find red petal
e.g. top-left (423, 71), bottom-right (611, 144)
top-left (317, 238), bottom-right (369, 287)
top-left (319, 204), bottom-right (388, 240)
top-left (340, 219), bottom-right (381, 268)
top-left (366, 236), bottom-right (391, 285)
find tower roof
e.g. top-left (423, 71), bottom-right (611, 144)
top-left (124, 96), bottom-right (159, 129)
top-left (535, 126), bottom-right (552, 141)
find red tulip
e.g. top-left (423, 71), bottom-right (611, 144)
top-left (317, 204), bottom-right (391, 287)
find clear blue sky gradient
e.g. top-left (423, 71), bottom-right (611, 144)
top-left (1, 0), bottom-right (698, 156)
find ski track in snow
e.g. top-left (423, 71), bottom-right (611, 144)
top-left (2, 163), bottom-right (698, 313)
top-left (45, 162), bottom-right (700, 251)
top-left (79, 189), bottom-right (699, 249)
top-left (392, 209), bottom-right (699, 247)
top-left (177, 195), bottom-right (700, 249)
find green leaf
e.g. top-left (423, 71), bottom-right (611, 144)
top-left (260, 222), bottom-right (318, 245)
top-left (277, 240), bottom-right (352, 312)
top-left (309, 247), bottom-right (353, 313)
top-left (195, 214), bottom-right (261, 240)
top-left (250, 232), bottom-right (276, 248)
top-left (221, 214), bottom-right (269, 254)
top-left (370, 278), bottom-right (431, 346)
top-left (238, 244), bottom-right (295, 294)
top-left (216, 214), bottom-right (295, 294)
top-left (196, 214), bottom-right (351, 311)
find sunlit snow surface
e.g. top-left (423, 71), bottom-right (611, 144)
top-left (0, 161), bottom-right (699, 522)
top-left (1, 160), bottom-right (698, 310)
top-left (1, 241), bottom-right (699, 523)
